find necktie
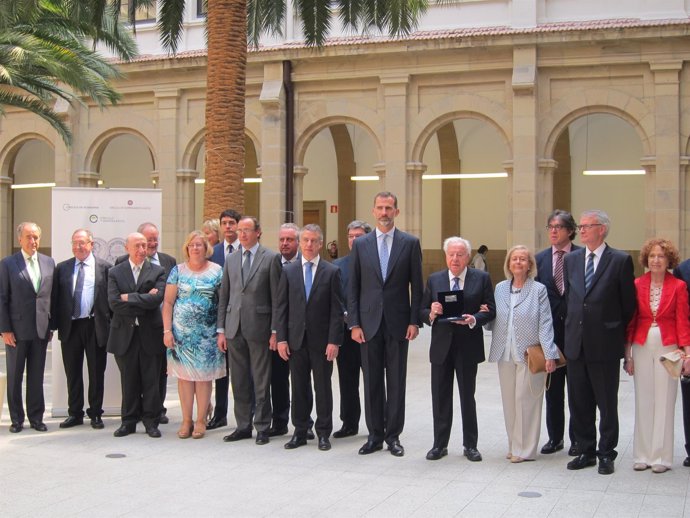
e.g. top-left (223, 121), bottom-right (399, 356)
top-left (554, 250), bottom-right (565, 295)
top-left (133, 264), bottom-right (141, 284)
top-left (150, 255), bottom-right (160, 266)
top-left (585, 252), bottom-right (595, 291)
top-left (72, 261), bottom-right (85, 319)
top-left (226, 244), bottom-right (234, 257)
top-left (305, 261), bottom-right (313, 300)
top-left (242, 250), bottom-right (251, 286)
top-left (379, 233), bottom-right (389, 281)
top-left (28, 256), bottom-right (40, 292)
top-left (452, 277), bottom-right (460, 291)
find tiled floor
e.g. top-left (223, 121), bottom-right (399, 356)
top-left (2, 327), bottom-right (690, 517)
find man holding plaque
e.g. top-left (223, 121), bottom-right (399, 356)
top-left (420, 237), bottom-right (495, 461)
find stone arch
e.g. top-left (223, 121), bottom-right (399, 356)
top-left (295, 116), bottom-right (382, 166)
top-left (84, 128), bottom-right (157, 172)
top-left (0, 133), bottom-right (55, 178)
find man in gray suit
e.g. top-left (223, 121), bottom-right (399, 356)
top-left (217, 216), bottom-right (282, 445)
top-left (349, 192), bottom-right (424, 457)
top-left (0, 222), bottom-right (55, 433)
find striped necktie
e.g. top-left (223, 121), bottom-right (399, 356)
top-left (584, 252), bottom-right (595, 291)
top-left (554, 250), bottom-right (565, 295)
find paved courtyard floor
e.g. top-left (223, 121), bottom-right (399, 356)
top-left (2, 327), bottom-right (690, 517)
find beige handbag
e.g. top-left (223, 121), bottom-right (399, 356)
top-left (525, 344), bottom-right (567, 375)
top-left (660, 350), bottom-right (686, 379)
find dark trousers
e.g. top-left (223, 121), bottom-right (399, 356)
top-left (5, 338), bottom-right (47, 424)
top-left (360, 318), bottom-right (409, 445)
top-left (681, 377), bottom-right (690, 456)
top-left (61, 318), bottom-right (107, 418)
top-left (114, 328), bottom-right (163, 428)
top-left (544, 361), bottom-right (573, 445)
top-left (431, 345), bottom-right (478, 449)
top-left (271, 349), bottom-right (291, 428)
top-left (212, 351), bottom-right (230, 419)
top-left (335, 324), bottom-right (361, 429)
top-left (289, 341), bottom-right (334, 438)
top-left (566, 357), bottom-right (620, 459)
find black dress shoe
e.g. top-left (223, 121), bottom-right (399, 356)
top-left (59, 416), bottom-right (84, 429)
top-left (333, 426), bottom-right (358, 439)
top-left (306, 429), bottom-right (315, 440)
top-left (30, 421), bottom-right (48, 432)
top-left (207, 416), bottom-right (228, 430)
top-left (598, 457), bottom-right (614, 475)
top-left (255, 431), bottom-right (270, 445)
top-left (540, 439), bottom-right (564, 454)
top-left (358, 440), bottom-right (383, 455)
top-left (91, 417), bottom-right (104, 429)
top-left (158, 414), bottom-right (169, 425)
top-left (684, 457), bottom-right (690, 467)
top-left (222, 428), bottom-right (252, 442)
top-left (568, 444), bottom-right (579, 456)
top-left (566, 454), bottom-right (597, 470)
top-left (388, 440), bottom-right (405, 457)
top-left (426, 447), bottom-right (448, 461)
top-left (284, 435), bottom-right (307, 449)
top-left (9, 422), bottom-right (23, 433)
top-left (463, 447), bottom-right (482, 462)
top-left (318, 436), bottom-right (331, 451)
top-left (146, 426), bottom-right (162, 438)
top-left (268, 425), bottom-right (288, 437)
top-left (113, 424), bottom-right (136, 437)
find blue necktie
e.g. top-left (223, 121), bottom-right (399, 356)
top-left (379, 234), bottom-right (389, 281)
top-left (452, 277), bottom-right (460, 291)
top-left (305, 261), bottom-right (313, 300)
top-left (585, 252), bottom-right (595, 291)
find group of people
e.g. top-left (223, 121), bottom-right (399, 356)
top-left (3, 196), bottom-right (690, 473)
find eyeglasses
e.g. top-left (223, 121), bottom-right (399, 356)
top-left (71, 241), bottom-right (91, 247)
top-left (187, 243), bottom-right (205, 249)
top-left (237, 228), bottom-right (256, 234)
top-left (576, 224), bottom-right (603, 231)
top-left (546, 225), bottom-right (566, 231)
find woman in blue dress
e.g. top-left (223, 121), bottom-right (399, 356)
top-left (163, 230), bottom-right (224, 439)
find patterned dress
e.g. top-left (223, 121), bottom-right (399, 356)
top-left (166, 262), bottom-right (225, 381)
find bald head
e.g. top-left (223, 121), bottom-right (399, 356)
top-left (126, 232), bottom-right (148, 265)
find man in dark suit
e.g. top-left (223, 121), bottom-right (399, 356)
top-left (217, 216), bottom-right (282, 445)
top-left (276, 224), bottom-right (344, 451)
top-left (332, 220), bottom-right (371, 438)
top-left (51, 229), bottom-right (111, 430)
top-left (208, 208), bottom-right (241, 430)
top-left (535, 210), bottom-right (580, 455)
top-left (349, 191), bottom-right (424, 457)
top-left (421, 237), bottom-right (495, 462)
top-left (564, 210), bottom-right (636, 474)
top-left (0, 222), bottom-right (55, 433)
top-left (673, 258), bottom-right (690, 467)
top-left (107, 232), bottom-right (166, 438)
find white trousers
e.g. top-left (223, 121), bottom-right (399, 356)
top-left (632, 326), bottom-right (678, 467)
top-left (497, 361), bottom-right (546, 460)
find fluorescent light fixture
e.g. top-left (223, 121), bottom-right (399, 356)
top-left (350, 176), bottom-right (380, 181)
top-left (195, 178), bottom-right (262, 184)
top-left (422, 173), bottom-right (508, 180)
top-left (582, 170), bottom-right (645, 176)
top-left (10, 182), bottom-right (56, 190)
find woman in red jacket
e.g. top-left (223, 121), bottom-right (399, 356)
top-left (625, 238), bottom-right (690, 473)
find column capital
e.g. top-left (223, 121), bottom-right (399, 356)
top-left (640, 155), bottom-right (656, 173)
top-left (0, 176), bottom-right (11, 185)
top-left (502, 160), bottom-right (514, 174)
top-left (538, 158), bottom-right (558, 172)
top-left (406, 161), bottom-right (427, 176)
top-left (650, 61), bottom-right (683, 83)
top-left (176, 169), bottom-right (199, 180)
top-left (293, 165), bottom-right (308, 178)
top-left (373, 162), bottom-right (386, 179)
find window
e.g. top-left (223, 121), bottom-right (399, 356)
top-left (120, 0), bottom-right (156, 24)
top-left (197, 0), bottom-right (207, 17)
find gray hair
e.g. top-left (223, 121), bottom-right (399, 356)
top-left (347, 220), bottom-right (372, 234)
top-left (299, 223), bottom-right (323, 242)
top-left (16, 222), bottom-right (41, 238)
top-left (137, 222), bottom-right (159, 234)
top-left (442, 236), bottom-right (471, 254)
top-left (280, 222), bottom-right (300, 233)
top-left (581, 209), bottom-right (610, 238)
top-left (71, 228), bottom-right (93, 242)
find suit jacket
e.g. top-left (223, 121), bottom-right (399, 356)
top-left (211, 241), bottom-right (241, 267)
top-left (275, 259), bottom-right (344, 350)
top-left (216, 244), bottom-right (282, 342)
top-left (0, 251), bottom-right (55, 341)
top-left (420, 268), bottom-right (496, 365)
top-left (627, 272), bottom-right (690, 347)
top-left (486, 278), bottom-right (559, 363)
top-left (51, 256), bottom-right (112, 348)
top-left (106, 259), bottom-right (166, 356)
top-left (117, 251), bottom-right (176, 279)
top-left (673, 258), bottom-right (690, 296)
top-left (535, 244), bottom-right (581, 349)
top-left (563, 244), bottom-right (636, 362)
top-left (333, 254), bottom-right (351, 320)
top-left (348, 229), bottom-right (424, 340)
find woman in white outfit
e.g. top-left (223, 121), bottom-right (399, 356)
top-left (486, 245), bottom-right (559, 462)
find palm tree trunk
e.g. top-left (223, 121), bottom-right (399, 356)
top-left (204, 0), bottom-right (246, 219)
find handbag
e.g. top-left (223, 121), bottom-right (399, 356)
top-left (525, 344), bottom-right (567, 374)
top-left (659, 350), bottom-right (686, 379)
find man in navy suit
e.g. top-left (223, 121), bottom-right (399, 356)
top-left (276, 224), bottom-right (343, 451)
top-left (332, 220), bottom-right (371, 438)
top-left (0, 222), bottom-right (55, 433)
top-left (349, 192), bottom-right (424, 457)
top-left (51, 229), bottom-right (111, 430)
top-left (564, 210), bottom-right (636, 475)
top-left (421, 237), bottom-right (495, 461)
top-left (535, 210), bottom-right (580, 455)
top-left (207, 208), bottom-right (241, 430)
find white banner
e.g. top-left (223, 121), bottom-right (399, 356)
top-left (51, 188), bottom-right (162, 417)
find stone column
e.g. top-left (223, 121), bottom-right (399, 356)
top-left (405, 162), bottom-right (426, 237)
top-left (650, 61), bottom-right (683, 246)
top-left (292, 165), bottom-right (308, 226)
top-left (536, 159), bottom-right (557, 250)
top-left (640, 156), bottom-right (656, 244)
top-left (681, 156), bottom-right (690, 256)
top-left (0, 176), bottom-right (12, 256)
top-left (259, 62), bottom-right (287, 246)
top-left (76, 171), bottom-right (100, 188)
top-left (510, 46), bottom-right (538, 251)
top-left (176, 169), bottom-right (199, 238)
